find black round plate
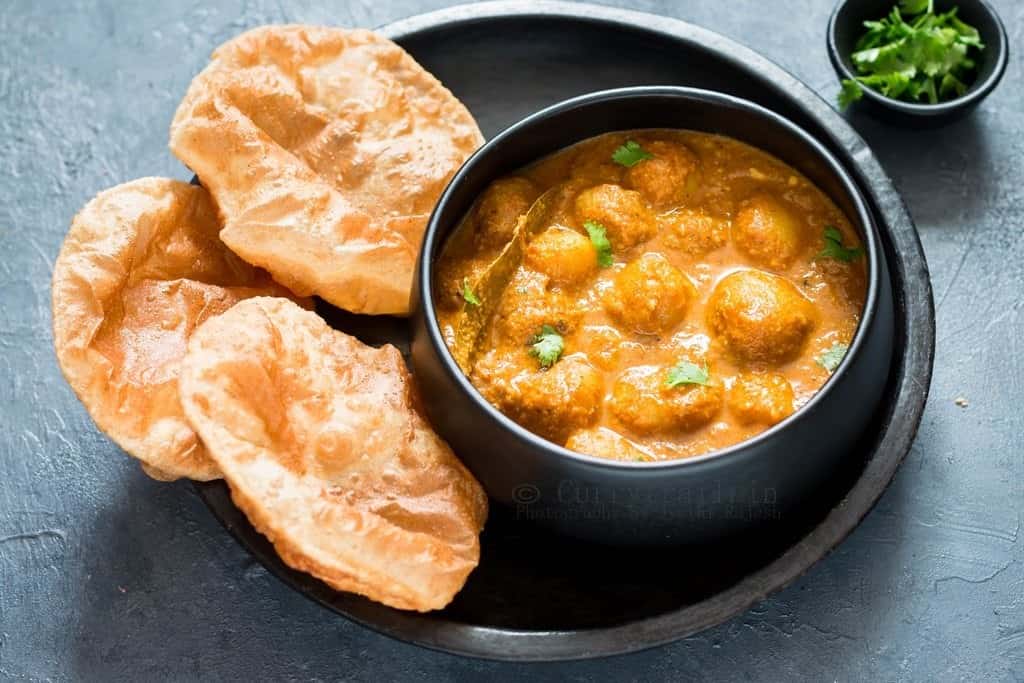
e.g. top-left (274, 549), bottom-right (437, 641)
top-left (194, 0), bottom-right (935, 661)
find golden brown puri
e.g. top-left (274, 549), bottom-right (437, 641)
top-left (707, 269), bottom-right (817, 363)
top-left (603, 252), bottom-right (696, 335)
top-left (170, 25), bottom-right (483, 315)
top-left (177, 297), bottom-right (487, 612)
top-left (435, 130), bottom-right (867, 461)
top-left (574, 183), bottom-right (657, 248)
top-left (727, 373), bottom-right (795, 426)
top-left (51, 178), bottom-right (306, 482)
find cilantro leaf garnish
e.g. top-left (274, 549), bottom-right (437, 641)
top-left (665, 361), bottom-right (710, 388)
top-left (816, 343), bottom-right (849, 373)
top-left (838, 1), bottom-right (985, 110)
top-left (528, 324), bottom-right (564, 368)
top-left (899, 0), bottom-right (931, 14)
top-left (583, 220), bottom-right (613, 268)
top-left (817, 226), bottom-right (864, 262)
top-left (611, 140), bottom-right (653, 167)
top-left (461, 277), bottom-right (481, 306)
top-left (839, 78), bottom-right (865, 109)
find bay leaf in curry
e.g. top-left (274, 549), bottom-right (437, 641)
top-left (449, 185), bottom-right (567, 372)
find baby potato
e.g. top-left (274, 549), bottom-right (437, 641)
top-left (609, 366), bottom-right (677, 434)
top-left (476, 355), bottom-right (603, 444)
top-left (727, 373), bottom-right (795, 425)
top-left (491, 270), bottom-right (580, 344)
top-left (525, 224), bottom-right (597, 286)
top-left (707, 269), bottom-right (816, 363)
top-left (610, 365), bottom-right (723, 434)
top-left (660, 208), bottom-right (729, 256)
top-left (574, 183), bottom-right (657, 248)
top-left (474, 177), bottom-right (538, 248)
top-left (667, 380), bottom-right (724, 432)
top-left (625, 139), bottom-right (700, 206)
top-left (604, 252), bottom-right (696, 335)
top-left (565, 427), bottom-right (652, 462)
top-left (732, 193), bottom-right (805, 270)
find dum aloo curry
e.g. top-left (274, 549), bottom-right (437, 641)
top-left (435, 130), bottom-right (867, 462)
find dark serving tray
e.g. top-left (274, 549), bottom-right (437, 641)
top-left (194, 0), bottom-right (935, 661)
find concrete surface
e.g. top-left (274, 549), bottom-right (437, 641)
top-left (0, 0), bottom-right (1021, 680)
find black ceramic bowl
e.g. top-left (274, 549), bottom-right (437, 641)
top-left (410, 87), bottom-right (895, 545)
top-left (827, 0), bottom-right (1008, 126)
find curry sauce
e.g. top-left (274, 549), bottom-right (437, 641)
top-left (434, 130), bottom-right (867, 462)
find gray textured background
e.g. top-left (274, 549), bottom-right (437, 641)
top-left (1, 0), bottom-right (1021, 680)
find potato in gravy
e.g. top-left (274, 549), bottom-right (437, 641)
top-left (435, 130), bottom-right (867, 462)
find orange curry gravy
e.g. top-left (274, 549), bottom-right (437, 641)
top-left (434, 130), bottom-right (867, 462)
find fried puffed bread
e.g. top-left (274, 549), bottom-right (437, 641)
top-left (170, 25), bottom-right (484, 315)
top-left (52, 178), bottom-right (306, 481)
top-left (178, 297), bottom-right (487, 610)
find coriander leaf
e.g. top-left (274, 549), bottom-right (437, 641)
top-left (584, 220), bottom-right (613, 267)
top-left (922, 75), bottom-right (938, 104)
top-left (665, 361), bottom-right (710, 389)
top-left (839, 79), bottom-right (864, 109)
top-left (816, 343), bottom-right (849, 373)
top-left (899, 0), bottom-right (932, 15)
top-left (858, 69), bottom-right (914, 99)
top-left (528, 324), bottom-right (564, 368)
top-left (817, 226), bottom-right (865, 262)
top-left (950, 16), bottom-right (983, 47)
top-left (840, 1), bottom-right (984, 107)
top-left (856, 20), bottom-right (888, 50)
top-left (939, 72), bottom-right (967, 98)
top-left (461, 277), bottom-right (481, 306)
top-left (851, 45), bottom-right (883, 67)
top-left (906, 77), bottom-right (926, 100)
top-left (611, 140), bottom-right (653, 167)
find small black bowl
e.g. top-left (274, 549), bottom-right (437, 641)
top-left (827, 0), bottom-right (1009, 126)
top-left (410, 87), bottom-right (895, 546)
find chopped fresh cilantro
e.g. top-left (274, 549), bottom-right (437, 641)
top-left (817, 226), bottom-right (864, 262)
top-left (817, 343), bottom-right (849, 373)
top-left (839, 78), bottom-right (865, 109)
top-left (838, 1), bottom-right (984, 109)
top-left (611, 140), bottom-right (653, 167)
top-left (528, 324), bottom-right (564, 368)
top-left (665, 361), bottom-right (710, 389)
top-left (584, 220), bottom-right (613, 268)
top-left (461, 277), bottom-right (481, 306)
top-left (900, 0), bottom-right (931, 14)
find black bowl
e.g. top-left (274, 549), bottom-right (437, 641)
top-left (827, 0), bottom-right (1009, 126)
top-left (410, 87), bottom-right (895, 545)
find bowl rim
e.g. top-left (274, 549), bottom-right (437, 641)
top-left (826, 0), bottom-right (1009, 116)
top-left (418, 85), bottom-right (883, 472)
